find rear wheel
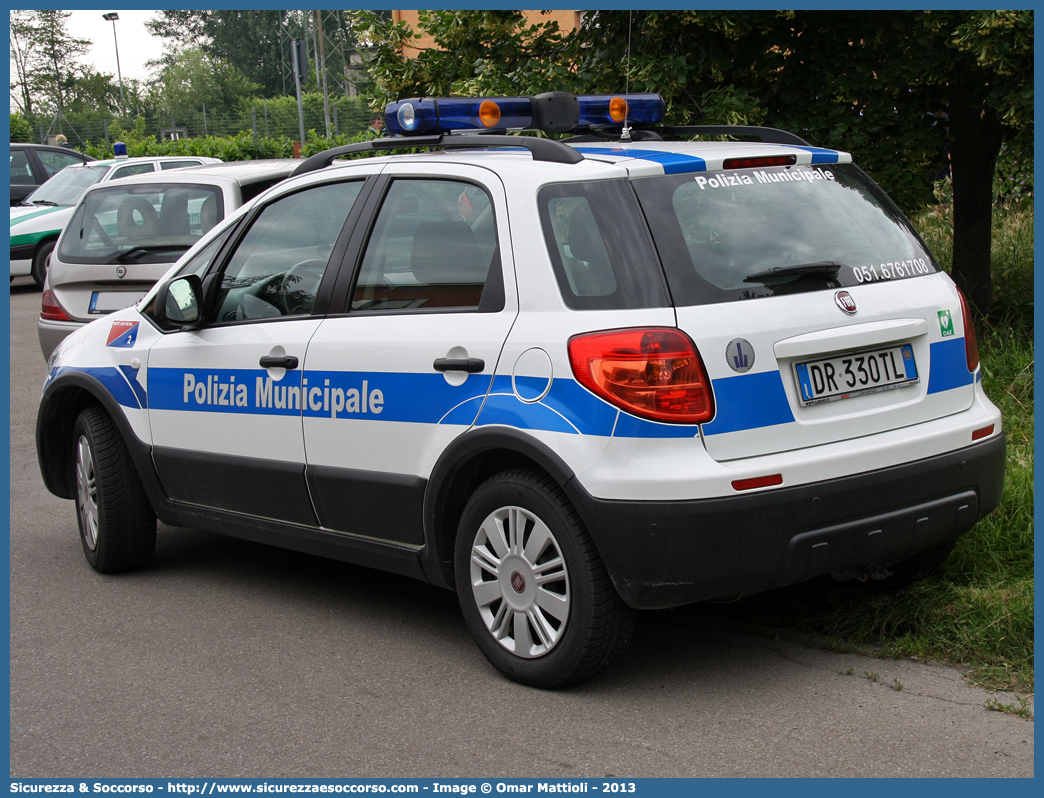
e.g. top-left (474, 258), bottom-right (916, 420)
top-left (455, 469), bottom-right (636, 688)
top-left (73, 407), bottom-right (156, 573)
top-left (31, 239), bottom-right (55, 288)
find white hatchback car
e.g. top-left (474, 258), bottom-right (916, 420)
top-left (36, 93), bottom-right (1005, 688)
top-left (10, 155), bottom-right (221, 288)
top-left (38, 160), bottom-right (299, 359)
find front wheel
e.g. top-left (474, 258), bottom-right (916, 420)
top-left (73, 407), bottom-right (157, 573)
top-left (455, 469), bottom-right (635, 688)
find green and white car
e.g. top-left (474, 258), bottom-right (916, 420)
top-left (10, 155), bottom-right (221, 287)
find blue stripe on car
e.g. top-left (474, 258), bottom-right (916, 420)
top-left (475, 376), bottom-right (617, 436)
top-left (148, 368), bottom-right (494, 424)
top-left (50, 366), bottom-right (144, 410)
top-left (575, 148), bottom-right (708, 174)
top-left (786, 146), bottom-right (841, 164)
top-left (927, 339), bottom-right (974, 394)
top-left (701, 371), bottom-right (795, 436)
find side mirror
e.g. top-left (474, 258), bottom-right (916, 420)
top-left (154, 273), bottom-right (203, 329)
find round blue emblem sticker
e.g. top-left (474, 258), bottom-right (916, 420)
top-left (726, 338), bottom-right (754, 373)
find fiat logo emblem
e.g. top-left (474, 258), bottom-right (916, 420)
top-left (510, 572), bottom-right (526, 593)
top-left (116, 265), bottom-right (127, 279)
top-left (834, 290), bottom-right (857, 314)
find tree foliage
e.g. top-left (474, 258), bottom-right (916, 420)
top-left (146, 10), bottom-right (377, 100)
top-left (359, 9), bottom-right (1032, 316)
top-left (10, 112), bottom-right (34, 143)
top-left (9, 9), bottom-right (92, 118)
top-left (149, 47), bottom-right (260, 122)
top-left (349, 10), bottom-right (575, 106)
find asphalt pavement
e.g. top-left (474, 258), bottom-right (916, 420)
top-left (8, 279), bottom-right (1033, 777)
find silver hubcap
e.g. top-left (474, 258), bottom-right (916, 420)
top-left (75, 434), bottom-right (99, 551)
top-left (469, 506), bottom-right (570, 658)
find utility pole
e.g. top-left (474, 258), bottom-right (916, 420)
top-left (291, 37), bottom-right (308, 153)
top-left (102, 13), bottom-right (124, 108)
top-left (316, 10), bottom-right (332, 137)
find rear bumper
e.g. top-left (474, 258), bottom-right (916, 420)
top-left (567, 433), bottom-right (1006, 609)
top-left (38, 318), bottom-right (84, 361)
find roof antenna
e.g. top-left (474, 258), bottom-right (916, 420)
top-left (620, 11), bottom-right (633, 143)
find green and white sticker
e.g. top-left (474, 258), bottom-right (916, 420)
top-left (938, 309), bottom-right (955, 338)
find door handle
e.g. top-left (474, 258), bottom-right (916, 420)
top-left (259, 355), bottom-right (299, 369)
top-left (433, 357), bottom-right (484, 374)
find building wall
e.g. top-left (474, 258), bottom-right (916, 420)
top-left (391, 10), bottom-right (582, 59)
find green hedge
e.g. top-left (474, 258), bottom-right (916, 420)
top-left (82, 128), bottom-right (381, 162)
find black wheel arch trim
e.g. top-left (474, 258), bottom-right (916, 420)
top-left (36, 369), bottom-right (177, 523)
top-left (419, 426), bottom-right (579, 589)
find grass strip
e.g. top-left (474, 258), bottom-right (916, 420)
top-left (715, 194), bottom-right (1034, 694)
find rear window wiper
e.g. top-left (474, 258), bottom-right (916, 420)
top-left (744, 261), bottom-right (843, 282)
top-left (113, 245), bottom-right (187, 263)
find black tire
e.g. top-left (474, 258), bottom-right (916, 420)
top-left (31, 238), bottom-right (55, 289)
top-left (455, 468), bottom-right (636, 688)
top-left (72, 407), bottom-right (157, 573)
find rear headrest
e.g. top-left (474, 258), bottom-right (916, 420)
top-left (199, 196), bottom-right (218, 232)
top-left (117, 197), bottom-right (158, 238)
top-left (565, 204), bottom-right (606, 265)
top-left (157, 191), bottom-right (190, 236)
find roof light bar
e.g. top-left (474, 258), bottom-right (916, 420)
top-left (385, 92), bottom-right (665, 136)
top-left (576, 94), bottom-right (664, 127)
top-left (387, 96), bottom-right (535, 135)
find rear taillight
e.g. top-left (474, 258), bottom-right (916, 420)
top-left (568, 328), bottom-right (714, 423)
top-left (40, 290), bottom-right (72, 322)
top-left (957, 288), bottom-right (979, 373)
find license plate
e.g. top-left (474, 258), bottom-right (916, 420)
top-left (794, 343), bottom-right (918, 405)
top-left (89, 290), bottom-right (147, 314)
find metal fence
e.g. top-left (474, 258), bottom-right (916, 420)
top-left (37, 100), bottom-right (377, 149)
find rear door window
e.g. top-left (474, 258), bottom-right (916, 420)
top-left (35, 149), bottom-right (86, 177)
top-left (110, 162), bottom-right (156, 180)
top-left (160, 160), bottom-right (204, 170)
top-left (10, 150), bottom-right (36, 184)
top-left (351, 179), bottom-right (503, 313)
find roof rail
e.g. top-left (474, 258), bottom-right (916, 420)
top-left (563, 125), bottom-right (810, 146)
top-left (661, 125), bottom-right (810, 145)
top-left (290, 133), bottom-right (583, 177)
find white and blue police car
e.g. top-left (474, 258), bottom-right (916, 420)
top-left (37, 92), bottom-right (1005, 688)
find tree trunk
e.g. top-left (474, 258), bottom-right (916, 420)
top-left (946, 89), bottom-right (1005, 319)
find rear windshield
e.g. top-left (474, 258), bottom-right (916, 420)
top-left (23, 164), bottom-right (108, 207)
top-left (58, 183), bottom-right (224, 265)
top-left (631, 163), bottom-right (940, 307)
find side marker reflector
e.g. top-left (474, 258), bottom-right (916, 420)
top-left (972, 425), bottom-right (995, 441)
top-left (732, 474), bottom-right (783, 491)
